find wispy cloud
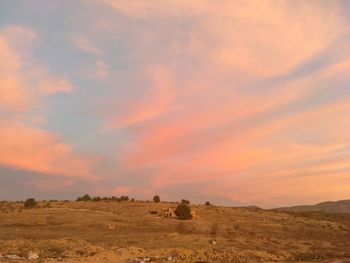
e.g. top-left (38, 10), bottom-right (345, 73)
top-left (0, 1), bottom-right (349, 206)
top-left (0, 25), bottom-right (96, 180)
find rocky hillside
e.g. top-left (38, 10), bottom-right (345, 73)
top-left (275, 199), bottom-right (350, 213)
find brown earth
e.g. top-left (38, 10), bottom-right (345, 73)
top-left (0, 200), bottom-right (349, 263)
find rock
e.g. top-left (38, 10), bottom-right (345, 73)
top-left (5, 254), bottom-right (21, 259)
top-left (210, 240), bottom-right (217, 245)
top-left (108, 223), bottom-right (116, 230)
top-left (129, 257), bottom-right (152, 263)
top-left (129, 258), bottom-right (143, 263)
top-left (28, 251), bottom-right (39, 260)
top-left (167, 256), bottom-right (173, 261)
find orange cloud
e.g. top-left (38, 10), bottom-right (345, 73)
top-left (0, 25), bottom-right (95, 180)
top-left (107, 39), bottom-right (350, 207)
top-left (0, 120), bottom-right (96, 178)
top-left (0, 37), bottom-right (31, 113)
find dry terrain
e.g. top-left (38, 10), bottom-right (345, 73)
top-left (275, 200), bottom-right (350, 214)
top-left (0, 200), bottom-right (350, 263)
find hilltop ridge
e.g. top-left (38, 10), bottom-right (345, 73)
top-left (275, 199), bottom-right (350, 213)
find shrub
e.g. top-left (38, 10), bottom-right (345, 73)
top-left (24, 198), bottom-right (37, 209)
top-left (120, 196), bottom-right (129, 201)
top-left (153, 195), bottom-right (160, 203)
top-left (205, 201), bottom-right (211, 206)
top-left (77, 194), bottom-right (91, 201)
top-left (175, 203), bottom-right (192, 220)
top-left (92, 196), bottom-right (101, 202)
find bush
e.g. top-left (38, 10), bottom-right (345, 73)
top-left (77, 194), bottom-right (91, 201)
top-left (175, 203), bottom-right (192, 220)
top-left (120, 196), bottom-right (129, 201)
top-left (24, 198), bottom-right (37, 208)
top-left (92, 196), bottom-right (101, 202)
top-left (153, 195), bottom-right (160, 203)
top-left (205, 201), bottom-right (211, 206)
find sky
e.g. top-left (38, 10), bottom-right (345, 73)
top-left (0, 0), bottom-right (350, 208)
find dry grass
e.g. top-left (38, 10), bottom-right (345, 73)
top-left (0, 201), bottom-right (349, 262)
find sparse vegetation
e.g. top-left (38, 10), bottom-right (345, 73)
top-left (92, 196), bottom-right (101, 202)
top-left (76, 194), bottom-right (131, 202)
top-left (119, 196), bottom-right (129, 201)
top-left (77, 194), bottom-right (92, 201)
top-left (1, 199), bottom-right (349, 262)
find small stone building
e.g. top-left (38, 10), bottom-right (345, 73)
top-left (163, 208), bottom-right (176, 218)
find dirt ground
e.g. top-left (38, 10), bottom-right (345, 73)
top-left (0, 200), bottom-right (349, 262)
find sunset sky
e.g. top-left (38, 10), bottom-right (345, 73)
top-left (1, 0), bottom-right (350, 208)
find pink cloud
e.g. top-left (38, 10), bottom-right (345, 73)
top-left (71, 36), bottom-right (104, 55)
top-left (0, 26), bottom-right (74, 113)
top-left (0, 120), bottom-right (96, 179)
top-left (0, 25), bottom-right (96, 180)
top-left (102, 65), bottom-right (177, 131)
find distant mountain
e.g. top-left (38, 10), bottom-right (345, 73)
top-left (275, 199), bottom-right (350, 214)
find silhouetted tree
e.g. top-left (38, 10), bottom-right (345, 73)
top-left (24, 198), bottom-right (37, 208)
top-left (120, 196), bottom-right (129, 201)
top-left (77, 194), bottom-right (91, 201)
top-left (153, 195), bottom-right (160, 203)
top-left (181, 199), bottom-right (190, 205)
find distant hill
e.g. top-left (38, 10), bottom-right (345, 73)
top-left (275, 199), bottom-right (350, 214)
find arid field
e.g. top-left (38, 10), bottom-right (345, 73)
top-left (0, 200), bottom-right (349, 263)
